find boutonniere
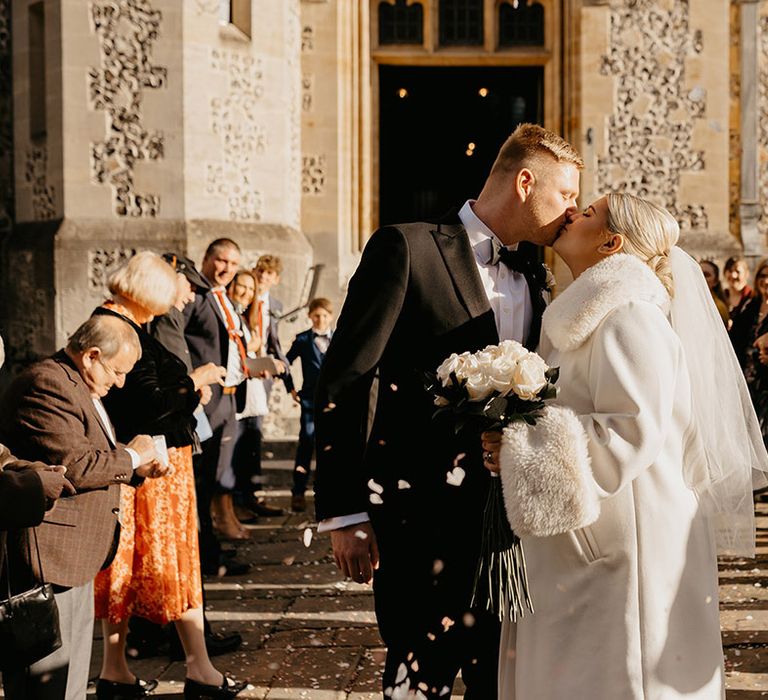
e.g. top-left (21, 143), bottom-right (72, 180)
top-left (543, 264), bottom-right (556, 293)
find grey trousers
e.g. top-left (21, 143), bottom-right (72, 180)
top-left (2, 581), bottom-right (95, 700)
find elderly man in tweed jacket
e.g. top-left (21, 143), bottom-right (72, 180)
top-left (0, 315), bottom-right (163, 700)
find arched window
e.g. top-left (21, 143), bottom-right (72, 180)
top-left (499, 1), bottom-right (544, 47)
top-left (439, 0), bottom-right (484, 46)
top-left (379, 0), bottom-right (424, 45)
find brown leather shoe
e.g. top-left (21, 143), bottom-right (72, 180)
top-left (212, 494), bottom-right (250, 540)
top-left (290, 494), bottom-right (306, 513)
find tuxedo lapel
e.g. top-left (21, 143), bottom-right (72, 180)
top-left (431, 223), bottom-right (493, 321)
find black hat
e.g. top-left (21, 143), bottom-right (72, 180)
top-left (162, 252), bottom-right (210, 292)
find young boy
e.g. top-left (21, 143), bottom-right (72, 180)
top-left (285, 298), bottom-right (334, 512)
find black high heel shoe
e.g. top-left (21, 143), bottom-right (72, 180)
top-left (183, 676), bottom-right (248, 699)
top-left (96, 678), bottom-right (159, 699)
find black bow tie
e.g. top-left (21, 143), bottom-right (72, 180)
top-left (495, 246), bottom-right (529, 274)
top-left (313, 332), bottom-right (330, 338)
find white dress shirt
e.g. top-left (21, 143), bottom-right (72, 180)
top-left (92, 397), bottom-right (140, 469)
top-left (459, 199), bottom-right (532, 344)
top-left (211, 285), bottom-right (247, 388)
top-left (318, 200), bottom-right (532, 533)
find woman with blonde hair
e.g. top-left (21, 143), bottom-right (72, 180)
top-left (482, 193), bottom-right (767, 698)
top-left (92, 252), bottom-right (246, 699)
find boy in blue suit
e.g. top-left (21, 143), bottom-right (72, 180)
top-left (286, 298), bottom-right (333, 512)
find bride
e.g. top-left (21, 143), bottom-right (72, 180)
top-left (482, 193), bottom-right (768, 699)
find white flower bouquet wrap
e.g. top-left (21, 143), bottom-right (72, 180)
top-left (425, 340), bottom-right (559, 621)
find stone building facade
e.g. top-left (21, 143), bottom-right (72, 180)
top-left (1, 0), bottom-right (767, 435)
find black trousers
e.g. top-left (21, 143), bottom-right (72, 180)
top-left (372, 515), bottom-right (500, 699)
top-left (232, 416), bottom-right (263, 501)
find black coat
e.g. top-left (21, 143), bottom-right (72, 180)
top-left (94, 308), bottom-right (199, 448)
top-left (314, 221), bottom-right (546, 566)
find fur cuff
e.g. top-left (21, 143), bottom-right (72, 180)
top-left (499, 405), bottom-right (599, 537)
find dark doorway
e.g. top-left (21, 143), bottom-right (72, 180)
top-left (379, 65), bottom-right (543, 226)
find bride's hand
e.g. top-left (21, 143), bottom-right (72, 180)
top-left (481, 430), bottom-right (502, 474)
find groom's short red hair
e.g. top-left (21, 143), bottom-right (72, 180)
top-left (491, 123), bottom-right (583, 175)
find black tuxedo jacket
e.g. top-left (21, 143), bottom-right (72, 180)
top-left (314, 221), bottom-right (546, 542)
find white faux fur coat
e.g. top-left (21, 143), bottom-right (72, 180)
top-left (498, 254), bottom-right (725, 700)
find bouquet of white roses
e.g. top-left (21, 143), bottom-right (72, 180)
top-left (425, 340), bottom-right (559, 621)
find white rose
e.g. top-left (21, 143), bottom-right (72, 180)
top-left (485, 353), bottom-right (520, 396)
top-left (465, 372), bottom-right (495, 401)
top-left (497, 339), bottom-right (529, 363)
top-left (544, 265), bottom-right (556, 289)
top-left (510, 353), bottom-right (549, 400)
top-left (436, 352), bottom-right (468, 386)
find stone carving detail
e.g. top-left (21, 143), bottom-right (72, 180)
top-left (6, 250), bottom-right (48, 368)
top-left (302, 25), bottom-right (314, 52)
top-left (302, 154), bottom-right (326, 195)
top-left (195, 0), bottom-right (219, 14)
top-left (286, 0), bottom-right (302, 230)
top-left (88, 0), bottom-right (166, 218)
top-left (25, 146), bottom-right (56, 220)
top-left (302, 74), bottom-right (314, 112)
top-left (597, 0), bottom-right (708, 232)
top-left (207, 49), bottom-right (265, 221)
top-left (758, 15), bottom-right (768, 240)
top-left (88, 248), bottom-right (137, 291)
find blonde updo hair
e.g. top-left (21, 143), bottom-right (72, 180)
top-left (108, 251), bottom-right (177, 315)
top-left (605, 193), bottom-right (680, 297)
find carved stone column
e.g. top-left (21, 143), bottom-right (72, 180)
top-left (740, 0), bottom-right (762, 257)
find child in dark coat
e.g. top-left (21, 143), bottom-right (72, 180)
top-left (285, 298), bottom-right (333, 512)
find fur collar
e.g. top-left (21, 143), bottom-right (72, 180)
top-left (543, 253), bottom-right (669, 352)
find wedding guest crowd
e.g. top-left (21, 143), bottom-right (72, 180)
top-left (0, 241), bottom-right (303, 699)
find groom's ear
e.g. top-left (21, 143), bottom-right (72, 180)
top-left (598, 233), bottom-right (624, 256)
top-left (515, 168), bottom-right (535, 201)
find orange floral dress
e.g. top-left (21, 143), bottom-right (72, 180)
top-left (93, 301), bottom-right (203, 624)
top-left (94, 445), bottom-right (202, 624)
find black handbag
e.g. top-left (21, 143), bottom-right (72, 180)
top-left (0, 528), bottom-right (62, 670)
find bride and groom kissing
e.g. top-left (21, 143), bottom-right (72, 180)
top-left (312, 124), bottom-right (765, 699)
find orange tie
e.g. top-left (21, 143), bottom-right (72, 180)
top-left (214, 290), bottom-right (250, 378)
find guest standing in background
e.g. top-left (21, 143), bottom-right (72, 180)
top-left (92, 252), bottom-right (246, 700)
top-left (700, 260), bottom-right (730, 327)
top-left (285, 298), bottom-right (334, 513)
top-left (724, 256), bottom-right (753, 318)
top-left (730, 259), bottom-right (768, 444)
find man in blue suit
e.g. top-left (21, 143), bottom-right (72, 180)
top-left (285, 298), bottom-right (333, 512)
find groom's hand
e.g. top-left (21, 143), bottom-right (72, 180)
top-left (330, 522), bottom-right (379, 584)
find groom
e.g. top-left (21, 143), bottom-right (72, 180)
top-left (314, 124), bottom-right (583, 697)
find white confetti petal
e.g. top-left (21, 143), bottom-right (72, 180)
top-left (303, 528), bottom-right (313, 547)
top-left (446, 466), bottom-right (466, 486)
top-left (398, 480), bottom-right (411, 490)
top-left (368, 478), bottom-right (384, 494)
top-left (369, 493), bottom-right (384, 505)
top-left (354, 529), bottom-right (368, 540)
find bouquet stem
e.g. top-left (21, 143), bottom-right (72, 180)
top-left (471, 474), bottom-right (534, 621)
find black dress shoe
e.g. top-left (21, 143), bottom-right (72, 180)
top-left (169, 631), bottom-right (242, 661)
top-left (245, 496), bottom-right (284, 517)
top-left (96, 678), bottom-right (159, 699)
top-left (183, 676), bottom-right (248, 699)
top-left (201, 558), bottom-right (251, 577)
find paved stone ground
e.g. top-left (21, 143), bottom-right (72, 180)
top-left (82, 459), bottom-right (768, 698)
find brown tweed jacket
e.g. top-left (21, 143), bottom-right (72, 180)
top-left (0, 351), bottom-right (134, 588)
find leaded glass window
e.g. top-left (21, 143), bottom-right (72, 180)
top-left (439, 0), bottom-right (484, 46)
top-left (499, 1), bottom-right (544, 47)
top-left (379, 1), bottom-right (424, 45)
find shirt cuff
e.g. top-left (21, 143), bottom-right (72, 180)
top-left (125, 448), bottom-right (141, 470)
top-left (316, 512), bottom-right (370, 533)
